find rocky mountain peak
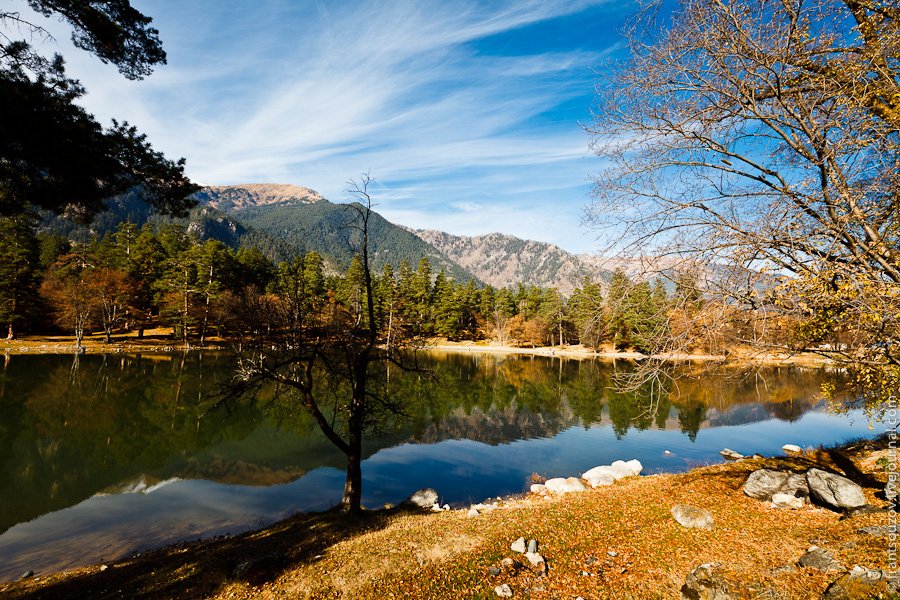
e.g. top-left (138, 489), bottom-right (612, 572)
top-left (194, 184), bottom-right (325, 213)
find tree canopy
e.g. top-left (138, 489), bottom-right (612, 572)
top-left (0, 1), bottom-right (197, 220)
top-left (588, 0), bottom-right (900, 408)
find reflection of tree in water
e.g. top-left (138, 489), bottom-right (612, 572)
top-left (676, 402), bottom-right (707, 442)
top-left (0, 353), bottom-right (842, 534)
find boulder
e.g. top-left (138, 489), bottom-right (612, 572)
top-left (822, 566), bottom-right (891, 599)
top-left (743, 469), bottom-right (809, 502)
top-left (582, 459), bottom-right (642, 483)
top-left (544, 477), bottom-right (587, 494)
top-left (771, 493), bottom-right (804, 509)
top-left (584, 471), bottom-right (615, 488)
top-left (806, 469), bottom-right (866, 510)
top-left (782, 444), bottom-right (803, 453)
top-left (680, 563), bottom-right (736, 600)
top-left (797, 547), bottom-right (845, 573)
top-left (511, 537), bottom-right (527, 554)
top-left (720, 448), bottom-right (744, 460)
top-left (404, 488), bottom-right (439, 510)
top-left (610, 459), bottom-right (642, 478)
top-left (672, 504), bottom-right (714, 529)
top-left (529, 483), bottom-right (547, 495)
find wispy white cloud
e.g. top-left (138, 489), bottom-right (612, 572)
top-left (5, 0), bottom-right (630, 252)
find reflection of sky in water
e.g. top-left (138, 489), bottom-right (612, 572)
top-left (0, 406), bottom-right (882, 580)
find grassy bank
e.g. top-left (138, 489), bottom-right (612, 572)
top-left (2, 437), bottom-right (893, 599)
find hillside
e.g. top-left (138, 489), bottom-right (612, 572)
top-left (228, 201), bottom-right (478, 281)
top-left (413, 229), bottom-right (608, 295)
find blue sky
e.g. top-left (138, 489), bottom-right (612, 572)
top-left (15, 0), bottom-right (636, 253)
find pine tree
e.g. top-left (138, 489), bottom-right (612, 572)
top-left (0, 213), bottom-right (39, 339)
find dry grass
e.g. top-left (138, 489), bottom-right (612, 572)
top-left (1, 437), bottom-right (893, 599)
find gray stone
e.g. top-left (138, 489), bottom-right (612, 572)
top-left (511, 537), bottom-right (526, 553)
top-left (806, 469), bottom-right (866, 510)
top-left (797, 547), bottom-right (845, 573)
top-left (720, 448), bottom-right (744, 460)
top-left (680, 563), bottom-right (736, 600)
top-left (488, 566), bottom-right (501, 576)
top-left (743, 469), bottom-right (809, 502)
top-left (20, 570), bottom-right (34, 580)
top-left (822, 566), bottom-right (891, 599)
top-left (404, 487), bottom-right (439, 509)
top-left (672, 504), bottom-right (714, 529)
top-left (494, 583), bottom-right (513, 598)
top-left (771, 492), bottom-right (804, 509)
top-left (527, 539), bottom-right (538, 554)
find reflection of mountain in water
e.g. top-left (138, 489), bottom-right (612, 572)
top-left (414, 403), bottom-right (576, 446)
top-left (0, 352), bottom-right (841, 535)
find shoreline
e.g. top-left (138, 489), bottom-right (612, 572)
top-left (0, 435), bottom-right (890, 598)
top-left (2, 336), bottom-right (831, 367)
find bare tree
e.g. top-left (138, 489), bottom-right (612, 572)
top-left (225, 175), bottom-right (418, 513)
top-left (588, 0), bottom-right (900, 408)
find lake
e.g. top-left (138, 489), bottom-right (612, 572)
top-left (0, 351), bottom-right (884, 581)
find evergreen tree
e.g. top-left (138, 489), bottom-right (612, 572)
top-left (0, 213), bottom-right (40, 339)
top-left (569, 276), bottom-right (604, 349)
top-left (606, 269), bottom-right (633, 350)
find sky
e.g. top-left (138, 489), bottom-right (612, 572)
top-left (11, 0), bottom-right (637, 253)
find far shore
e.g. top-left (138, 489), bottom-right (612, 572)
top-left (1, 333), bottom-right (831, 367)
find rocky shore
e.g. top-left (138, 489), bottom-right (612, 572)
top-left (1, 436), bottom-right (893, 599)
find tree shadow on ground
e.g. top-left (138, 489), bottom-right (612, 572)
top-left (2, 506), bottom-right (415, 599)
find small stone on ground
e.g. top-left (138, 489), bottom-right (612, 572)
top-left (671, 504), bottom-right (714, 529)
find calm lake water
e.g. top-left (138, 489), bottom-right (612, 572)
top-left (0, 351), bottom-right (885, 581)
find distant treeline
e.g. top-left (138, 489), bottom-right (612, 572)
top-left (2, 216), bottom-right (761, 352)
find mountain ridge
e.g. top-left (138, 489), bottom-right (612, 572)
top-left (412, 228), bottom-right (609, 295)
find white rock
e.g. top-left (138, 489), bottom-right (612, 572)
top-left (609, 460), bottom-right (633, 479)
top-left (782, 444), bottom-right (803, 453)
top-left (771, 493), bottom-right (804, 509)
top-left (442, 504), bottom-right (450, 511)
top-left (624, 459), bottom-right (643, 476)
top-left (720, 448), bottom-right (745, 460)
top-left (544, 477), bottom-right (587, 494)
top-left (494, 583), bottom-right (513, 598)
top-left (467, 507), bottom-right (480, 517)
top-left (524, 552), bottom-right (545, 566)
top-left (431, 502), bottom-right (441, 511)
top-left (529, 483), bottom-right (548, 494)
top-left (584, 472), bottom-right (615, 488)
top-left (582, 465), bottom-right (618, 480)
top-left (511, 537), bottom-right (527, 553)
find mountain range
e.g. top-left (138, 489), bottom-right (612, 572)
top-left (43, 183), bottom-right (613, 294)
